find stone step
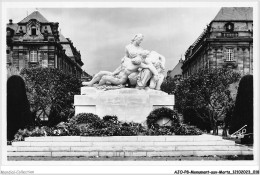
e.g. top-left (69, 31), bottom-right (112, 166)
top-left (8, 135), bottom-right (253, 157)
top-left (12, 140), bottom-right (236, 147)
top-left (7, 145), bottom-right (251, 152)
top-left (24, 135), bottom-right (223, 142)
top-left (7, 150), bottom-right (253, 157)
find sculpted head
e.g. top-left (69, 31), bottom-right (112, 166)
top-left (140, 50), bottom-right (150, 58)
top-left (131, 33), bottom-right (144, 45)
top-left (131, 56), bottom-right (142, 65)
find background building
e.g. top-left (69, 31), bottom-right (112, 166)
top-left (81, 70), bottom-right (92, 82)
top-left (6, 11), bottom-right (84, 78)
top-left (167, 57), bottom-right (183, 79)
top-left (182, 7), bottom-right (253, 78)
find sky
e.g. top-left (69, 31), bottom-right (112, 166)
top-left (6, 7), bottom-right (221, 75)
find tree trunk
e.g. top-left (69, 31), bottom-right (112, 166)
top-left (222, 127), bottom-right (227, 137)
top-left (209, 111), bottom-right (218, 135)
top-left (212, 120), bottom-right (218, 135)
top-left (212, 125), bottom-right (218, 135)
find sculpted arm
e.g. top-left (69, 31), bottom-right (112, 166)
top-left (112, 66), bottom-right (122, 75)
top-left (125, 45), bottom-right (130, 58)
top-left (139, 63), bottom-right (158, 77)
top-left (159, 55), bottom-right (166, 69)
top-left (112, 57), bottom-right (125, 75)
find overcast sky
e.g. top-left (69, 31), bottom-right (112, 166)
top-left (7, 7), bottom-right (221, 75)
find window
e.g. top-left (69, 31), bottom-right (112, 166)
top-left (48, 52), bottom-right (55, 68)
top-left (226, 49), bottom-right (234, 61)
top-left (7, 30), bottom-right (11, 36)
top-left (44, 26), bottom-right (48, 34)
top-left (7, 50), bottom-right (11, 64)
top-left (225, 22), bottom-right (234, 32)
top-left (19, 26), bottom-right (23, 33)
top-left (31, 25), bottom-right (36, 35)
top-left (30, 50), bottom-right (38, 62)
top-left (42, 52), bottom-right (48, 67)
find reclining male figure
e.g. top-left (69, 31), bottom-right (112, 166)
top-left (82, 51), bottom-right (159, 87)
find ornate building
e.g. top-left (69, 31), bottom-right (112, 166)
top-left (167, 57), bottom-right (183, 79)
top-left (6, 11), bottom-right (83, 78)
top-left (182, 7), bottom-right (253, 78)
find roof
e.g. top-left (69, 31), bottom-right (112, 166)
top-left (7, 23), bottom-right (18, 31)
top-left (59, 33), bottom-right (69, 42)
top-left (62, 44), bottom-right (74, 57)
top-left (59, 33), bottom-right (74, 56)
top-left (19, 11), bottom-right (49, 23)
top-left (60, 33), bottom-right (83, 60)
top-left (213, 7), bottom-right (253, 21)
top-left (169, 59), bottom-right (183, 78)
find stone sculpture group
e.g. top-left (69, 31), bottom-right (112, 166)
top-left (77, 34), bottom-right (174, 123)
top-left (82, 33), bottom-right (165, 91)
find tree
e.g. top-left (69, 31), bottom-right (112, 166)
top-left (175, 68), bottom-right (240, 135)
top-left (160, 76), bottom-right (179, 94)
top-left (20, 67), bottom-right (82, 126)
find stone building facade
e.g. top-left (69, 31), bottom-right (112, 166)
top-left (167, 57), bottom-right (183, 79)
top-left (182, 7), bottom-right (253, 78)
top-left (6, 11), bottom-right (83, 78)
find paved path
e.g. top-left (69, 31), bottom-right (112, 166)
top-left (8, 155), bottom-right (253, 161)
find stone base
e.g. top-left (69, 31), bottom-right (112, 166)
top-left (74, 87), bottom-right (175, 123)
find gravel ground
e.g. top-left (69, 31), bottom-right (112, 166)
top-left (8, 155), bottom-right (253, 161)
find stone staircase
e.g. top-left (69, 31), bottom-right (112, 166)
top-left (7, 134), bottom-right (253, 158)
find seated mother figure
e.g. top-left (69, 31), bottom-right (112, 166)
top-left (124, 34), bottom-right (166, 90)
top-left (83, 33), bottom-right (151, 87)
top-left (129, 51), bottom-right (165, 90)
top-left (82, 51), bottom-right (159, 86)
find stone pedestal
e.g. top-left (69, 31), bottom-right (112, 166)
top-left (74, 87), bottom-right (175, 123)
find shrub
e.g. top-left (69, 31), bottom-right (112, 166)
top-left (116, 122), bottom-right (146, 136)
top-left (147, 107), bottom-right (179, 128)
top-left (160, 76), bottom-right (178, 94)
top-left (29, 127), bottom-right (48, 137)
top-left (7, 75), bottom-right (33, 141)
top-left (173, 124), bottom-right (203, 135)
top-left (14, 129), bottom-right (31, 141)
top-left (103, 115), bottom-right (118, 123)
top-left (144, 124), bottom-right (203, 136)
top-left (73, 113), bottom-right (101, 124)
top-left (229, 75), bottom-right (253, 135)
top-left (14, 126), bottom-right (54, 141)
top-left (13, 113), bottom-right (203, 140)
top-left (145, 126), bottom-right (174, 136)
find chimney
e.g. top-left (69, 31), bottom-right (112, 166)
top-left (9, 19), bottom-right (13, 24)
top-left (179, 55), bottom-right (183, 63)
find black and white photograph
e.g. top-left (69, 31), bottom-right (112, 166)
top-left (1, 0), bottom-right (259, 174)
